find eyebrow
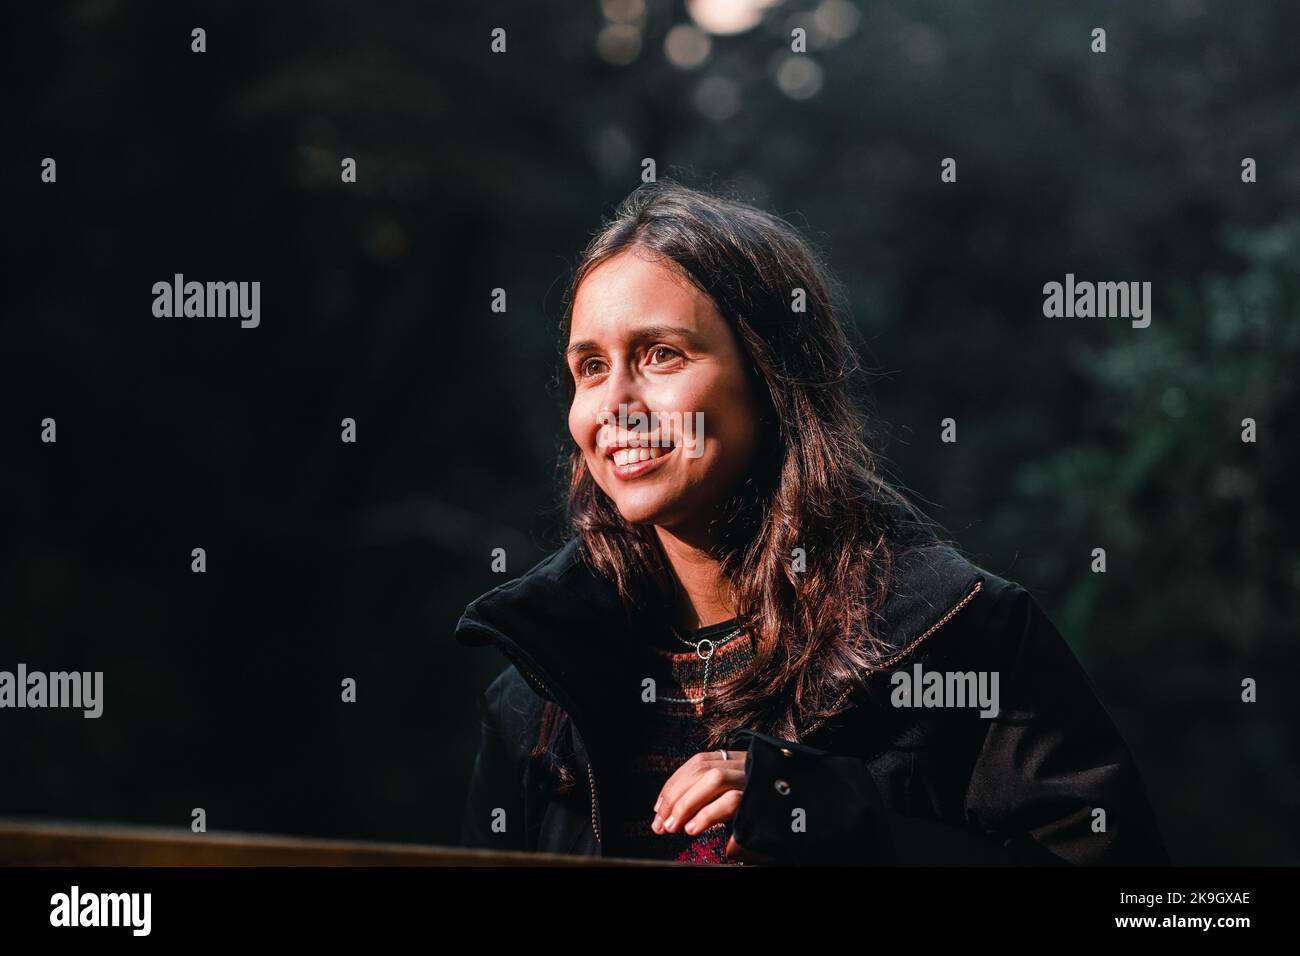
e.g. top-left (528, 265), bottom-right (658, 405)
top-left (565, 325), bottom-right (699, 358)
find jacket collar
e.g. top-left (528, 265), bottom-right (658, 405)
top-left (453, 536), bottom-right (985, 760)
top-left (454, 538), bottom-right (649, 763)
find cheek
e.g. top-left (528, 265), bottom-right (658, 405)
top-left (695, 374), bottom-right (761, 452)
top-left (568, 396), bottom-right (595, 450)
top-left (566, 406), bottom-right (580, 446)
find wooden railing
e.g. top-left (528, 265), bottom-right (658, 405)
top-left (0, 819), bottom-right (687, 866)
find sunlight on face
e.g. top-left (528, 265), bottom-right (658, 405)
top-left (567, 248), bottom-right (762, 536)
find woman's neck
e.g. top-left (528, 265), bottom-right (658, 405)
top-left (653, 523), bottom-right (735, 630)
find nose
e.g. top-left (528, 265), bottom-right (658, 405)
top-left (596, 363), bottom-right (652, 441)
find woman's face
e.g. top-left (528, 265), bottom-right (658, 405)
top-left (566, 248), bottom-right (763, 536)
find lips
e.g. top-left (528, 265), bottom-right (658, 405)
top-left (606, 442), bottom-right (678, 480)
top-left (610, 444), bottom-right (673, 466)
top-left (601, 432), bottom-right (678, 460)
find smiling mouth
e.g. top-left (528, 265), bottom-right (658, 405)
top-left (607, 442), bottom-right (678, 479)
top-left (610, 444), bottom-right (674, 465)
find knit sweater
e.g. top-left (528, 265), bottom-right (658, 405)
top-left (613, 617), bottom-right (757, 864)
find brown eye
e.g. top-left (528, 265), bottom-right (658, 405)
top-left (579, 357), bottom-right (606, 378)
top-left (647, 346), bottom-right (681, 366)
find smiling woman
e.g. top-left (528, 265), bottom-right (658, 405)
top-left (454, 180), bottom-right (1169, 866)
top-left (566, 248), bottom-right (762, 534)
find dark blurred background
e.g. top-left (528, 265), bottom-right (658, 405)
top-left (3, 0), bottom-right (1297, 864)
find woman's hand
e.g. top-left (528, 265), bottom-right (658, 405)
top-left (651, 749), bottom-right (777, 863)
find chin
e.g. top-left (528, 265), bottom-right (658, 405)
top-left (612, 500), bottom-right (673, 527)
top-left (604, 488), bottom-right (687, 527)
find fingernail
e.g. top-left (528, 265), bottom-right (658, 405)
top-left (684, 821), bottom-right (697, 834)
top-left (651, 816), bottom-right (661, 833)
top-left (653, 797), bottom-right (662, 813)
top-left (663, 816), bottom-right (675, 831)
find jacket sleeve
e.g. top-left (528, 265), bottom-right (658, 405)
top-left (728, 584), bottom-right (1170, 865)
top-left (459, 668), bottom-right (531, 851)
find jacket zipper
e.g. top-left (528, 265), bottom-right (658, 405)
top-left (800, 578), bottom-right (984, 739)
top-left (509, 658), bottom-right (603, 846)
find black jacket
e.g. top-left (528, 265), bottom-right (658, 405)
top-left (454, 538), bottom-right (1169, 865)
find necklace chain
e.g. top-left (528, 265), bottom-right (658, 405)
top-left (668, 624), bottom-right (746, 706)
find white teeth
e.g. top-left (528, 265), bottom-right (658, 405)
top-left (612, 445), bottom-right (672, 466)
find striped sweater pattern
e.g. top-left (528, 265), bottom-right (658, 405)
top-left (613, 618), bottom-right (757, 864)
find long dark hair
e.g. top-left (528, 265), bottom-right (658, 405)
top-left (531, 180), bottom-right (942, 796)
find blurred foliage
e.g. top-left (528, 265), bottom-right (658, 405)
top-left (2, 0), bottom-right (1296, 863)
top-left (1009, 223), bottom-right (1300, 863)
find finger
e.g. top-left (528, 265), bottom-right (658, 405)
top-left (679, 789), bottom-right (742, 836)
top-left (652, 751), bottom-right (731, 818)
top-left (659, 765), bottom-right (747, 834)
top-left (651, 750), bottom-right (748, 832)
